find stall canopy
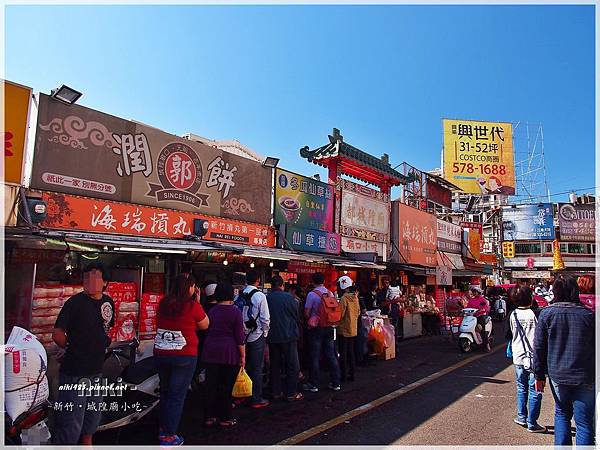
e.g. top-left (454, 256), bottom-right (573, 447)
top-left (40, 230), bottom-right (222, 254)
top-left (210, 242), bottom-right (330, 263)
top-left (327, 256), bottom-right (387, 271)
top-left (436, 252), bottom-right (465, 270)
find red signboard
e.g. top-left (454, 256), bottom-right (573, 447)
top-left (41, 192), bottom-right (276, 247)
top-left (427, 180), bottom-right (452, 208)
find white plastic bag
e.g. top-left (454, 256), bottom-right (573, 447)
top-left (3, 327), bottom-right (50, 421)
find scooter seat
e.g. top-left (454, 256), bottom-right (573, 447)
top-left (122, 357), bottom-right (157, 385)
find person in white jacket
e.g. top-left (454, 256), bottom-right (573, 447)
top-left (506, 285), bottom-right (546, 433)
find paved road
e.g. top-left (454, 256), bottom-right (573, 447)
top-left (95, 322), bottom-right (559, 446)
top-left (302, 348), bottom-right (555, 446)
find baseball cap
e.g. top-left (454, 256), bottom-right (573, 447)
top-left (338, 276), bottom-right (354, 290)
top-left (205, 283), bottom-right (218, 297)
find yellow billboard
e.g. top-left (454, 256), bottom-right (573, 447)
top-left (443, 119), bottom-right (515, 195)
top-left (3, 80), bottom-right (32, 184)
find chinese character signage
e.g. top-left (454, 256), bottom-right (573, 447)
top-left (391, 202), bottom-right (437, 267)
top-left (40, 192), bottom-right (275, 247)
top-left (338, 178), bottom-right (389, 241)
top-left (443, 119), bottom-right (515, 195)
top-left (3, 80), bottom-right (32, 184)
top-left (341, 237), bottom-right (386, 261)
top-left (460, 221), bottom-right (484, 252)
top-left (274, 168), bottom-right (334, 231)
top-left (284, 225), bottom-right (340, 255)
top-left (31, 94), bottom-right (272, 224)
top-left (437, 219), bottom-right (462, 254)
top-left (436, 266), bottom-right (452, 286)
top-left (557, 203), bottom-right (595, 242)
top-left (502, 204), bottom-right (555, 241)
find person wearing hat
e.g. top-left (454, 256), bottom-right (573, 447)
top-left (337, 275), bottom-right (360, 382)
top-left (466, 285), bottom-right (491, 350)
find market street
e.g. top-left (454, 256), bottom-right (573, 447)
top-left (96, 323), bottom-right (554, 446)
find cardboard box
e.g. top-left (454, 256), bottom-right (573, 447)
top-left (379, 339), bottom-right (396, 360)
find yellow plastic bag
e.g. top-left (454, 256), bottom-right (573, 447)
top-left (232, 367), bottom-right (253, 398)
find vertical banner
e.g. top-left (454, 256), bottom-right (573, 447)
top-left (3, 80), bottom-right (32, 184)
top-left (443, 119), bottom-right (515, 195)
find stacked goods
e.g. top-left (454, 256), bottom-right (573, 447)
top-left (3, 327), bottom-right (50, 421)
top-left (31, 284), bottom-right (83, 348)
top-left (139, 293), bottom-right (162, 340)
top-left (106, 282), bottom-right (138, 342)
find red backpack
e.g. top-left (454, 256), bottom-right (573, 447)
top-left (314, 289), bottom-right (342, 327)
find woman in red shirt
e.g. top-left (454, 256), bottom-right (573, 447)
top-left (154, 273), bottom-right (209, 446)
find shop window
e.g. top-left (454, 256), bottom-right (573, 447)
top-left (560, 243), bottom-right (568, 253)
top-left (543, 243), bottom-right (553, 254)
top-left (515, 243), bottom-right (541, 255)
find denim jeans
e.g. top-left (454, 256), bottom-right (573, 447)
top-left (246, 335), bottom-right (266, 404)
top-left (269, 341), bottom-right (300, 397)
top-left (514, 365), bottom-right (542, 429)
top-left (52, 372), bottom-right (103, 445)
top-left (549, 381), bottom-right (596, 446)
top-left (155, 355), bottom-right (197, 436)
top-left (307, 327), bottom-right (341, 387)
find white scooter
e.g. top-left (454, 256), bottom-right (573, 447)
top-left (458, 308), bottom-right (493, 353)
top-left (492, 296), bottom-right (507, 321)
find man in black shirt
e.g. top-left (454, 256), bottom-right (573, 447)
top-left (52, 263), bottom-right (115, 445)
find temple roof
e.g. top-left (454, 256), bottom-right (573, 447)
top-left (300, 128), bottom-right (409, 187)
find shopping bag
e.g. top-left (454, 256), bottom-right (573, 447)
top-left (368, 324), bottom-right (386, 354)
top-left (506, 340), bottom-right (512, 358)
top-left (382, 324), bottom-right (395, 348)
top-left (232, 367), bottom-right (253, 398)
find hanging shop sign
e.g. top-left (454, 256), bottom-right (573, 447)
top-left (274, 168), bottom-right (334, 231)
top-left (287, 260), bottom-right (329, 274)
top-left (511, 270), bottom-right (551, 279)
top-left (31, 94), bottom-right (272, 224)
top-left (40, 192), bottom-right (275, 247)
top-left (338, 178), bottom-right (389, 239)
top-left (436, 266), bottom-right (453, 286)
top-left (282, 225), bottom-right (340, 255)
top-left (437, 219), bottom-right (462, 254)
top-left (502, 204), bottom-right (555, 241)
top-left (391, 202), bottom-right (437, 267)
top-left (3, 80), bottom-right (32, 185)
top-left (442, 119), bottom-right (515, 195)
top-left (557, 203), bottom-right (595, 242)
top-left (460, 222), bottom-right (484, 255)
top-left (341, 236), bottom-right (386, 260)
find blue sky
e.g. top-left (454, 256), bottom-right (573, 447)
top-left (5, 5), bottom-right (595, 202)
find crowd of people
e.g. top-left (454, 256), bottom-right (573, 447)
top-left (49, 262), bottom-right (594, 447)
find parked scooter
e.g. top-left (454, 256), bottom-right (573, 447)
top-left (4, 401), bottom-right (51, 445)
top-left (96, 338), bottom-right (159, 432)
top-left (458, 308), bottom-right (493, 353)
top-left (491, 295), bottom-right (508, 321)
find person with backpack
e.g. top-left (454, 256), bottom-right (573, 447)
top-left (302, 272), bottom-right (342, 392)
top-left (236, 270), bottom-right (270, 409)
top-left (337, 276), bottom-right (360, 382)
top-left (505, 285), bottom-right (546, 433)
top-left (533, 275), bottom-right (595, 446)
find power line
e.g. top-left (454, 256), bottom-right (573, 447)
top-left (511, 186), bottom-right (597, 199)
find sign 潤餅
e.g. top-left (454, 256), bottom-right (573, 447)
top-left (443, 119), bottom-right (515, 195)
top-left (3, 81), bottom-right (32, 184)
top-left (274, 168), bottom-right (335, 231)
top-left (40, 192), bottom-right (275, 247)
top-left (30, 94), bottom-right (273, 224)
top-left (557, 203), bottom-right (595, 242)
top-left (502, 204), bottom-right (555, 241)
top-left (391, 202), bottom-right (437, 267)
